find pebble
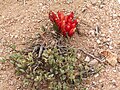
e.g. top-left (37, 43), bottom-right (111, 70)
top-left (90, 0), bottom-right (97, 5)
top-left (84, 56), bottom-right (90, 62)
top-left (101, 34), bottom-right (105, 37)
top-left (94, 73), bottom-right (99, 78)
top-left (107, 38), bottom-right (112, 42)
top-left (89, 59), bottom-right (98, 66)
top-left (109, 46), bottom-right (113, 49)
top-left (77, 53), bottom-right (81, 59)
top-left (113, 69), bottom-right (117, 73)
top-left (92, 81), bottom-right (97, 87)
top-left (99, 79), bottom-right (103, 83)
top-left (96, 39), bottom-right (101, 44)
top-left (111, 79), bottom-right (116, 86)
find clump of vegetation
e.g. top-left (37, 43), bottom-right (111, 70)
top-left (9, 44), bottom-right (99, 90)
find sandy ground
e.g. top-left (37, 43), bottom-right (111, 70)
top-left (0, 0), bottom-right (120, 90)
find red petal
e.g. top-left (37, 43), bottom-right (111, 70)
top-left (68, 28), bottom-right (75, 37)
top-left (60, 20), bottom-right (65, 30)
top-left (73, 19), bottom-right (78, 25)
top-left (49, 11), bottom-right (54, 22)
top-left (65, 23), bottom-right (71, 32)
top-left (55, 19), bottom-right (61, 29)
top-left (49, 11), bottom-right (57, 22)
top-left (65, 16), bottom-right (68, 23)
top-left (57, 11), bottom-right (65, 20)
top-left (67, 18), bottom-right (72, 23)
top-left (71, 19), bottom-right (78, 28)
top-left (67, 12), bottom-right (74, 20)
top-left (61, 29), bottom-right (67, 36)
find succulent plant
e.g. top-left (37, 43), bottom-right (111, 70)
top-left (49, 11), bottom-right (78, 37)
top-left (9, 44), bottom-right (101, 90)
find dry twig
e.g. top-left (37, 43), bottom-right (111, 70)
top-left (77, 48), bottom-right (104, 63)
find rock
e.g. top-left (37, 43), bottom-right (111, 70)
top-left (77, 53), bottom-right (81, 59)
top-left (94, 73), bottom-right (99, 78)
top-left (90, 0), bottom-right (97, 5)
top-left (111, 79), bottom-right (117, 86)
top-left (84, 56), bottom-right (90, 62)
top-left (96, 39), bottom-right (101, 44)
top-left (89, 59), bottom-right (98, 66)
top-left (109, 46), bottom-right (113, 49)
top-left (101, 51), bottom-right (117, 66)
top-left (113, 69), bottom-right (117, 73)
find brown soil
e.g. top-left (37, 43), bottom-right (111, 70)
top-left (0, 0), bottom-right (120, 90)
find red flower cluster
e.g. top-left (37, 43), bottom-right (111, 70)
top-left (49, 11), bottom-right (78, 37)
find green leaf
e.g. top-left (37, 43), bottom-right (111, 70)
top-left (53, 23), bottom-right (59, 32)
top-left (19, 69), bottom-right (25, 73)
top-left (9, 44), bottom-right (16, 50)
top-left (60, 69), bottom-right (65, 74)
top-left (0, 57), bottom-right (6, 63)
top-left (63, 83), bottom-right (68, 90)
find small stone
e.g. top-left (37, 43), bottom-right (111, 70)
top-left (89, 59), bottom-right (98, 66)
top-left (84, 56), bottom-right (90, 62)
top-left (94, 73), bottom-right (99, 78)
top-left (92, 81), bottom-right (97, 87)
top-left (109, 46), bottom-right (113, 49)
top-left (107, 38), bottom-right (112, 42)
top-left (77, 53), bottom-right (81, 59)
top-left (113, 69), bottom-right (117, 73)
top-left (111, 79), bottom-right (117, 86)
top-left (96, 39), bottom-right (101, 44)
top-left (90, 0), bottom-right (97, 5)
top-left (14, 35), bottom-right (18, 38)
top-left (101, 34), bottom-right (105, 37)
top-left (99, 79), bottom-right (103, 83)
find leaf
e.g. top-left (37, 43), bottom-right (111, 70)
top-left (53, 23), bottom-right (59, 32)
top-left (27, 52), bottom-right (33, 61)
top-left (34, 75), bottom-right (42, 82)
top-left (23, 79), bottom-right (29, 86)
top-left (63, 83), bottom-right (68, 90)
top-left (19, 69), bottom-right (26, 73)
top-left (60, 69), bottom-right (65, 74)
top-left (9, 44), bottom-right (16, 50)
top-left (0, 57), bottom-right (6, 63)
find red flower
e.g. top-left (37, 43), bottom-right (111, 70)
top-left (49, 11), bottom-right (78, 37)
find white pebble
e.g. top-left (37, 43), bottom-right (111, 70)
top-left (97, 39), bottom-right (101, 44)
top-left (109, 46), bottom-right (113, 49)
top-left (84, 56), bottom-right (90, 62)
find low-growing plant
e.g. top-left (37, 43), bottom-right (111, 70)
top-left (9, 44), bottom-right (101, 90)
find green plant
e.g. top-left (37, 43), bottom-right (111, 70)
top-left (9, 44), bottom-right (101, 90)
